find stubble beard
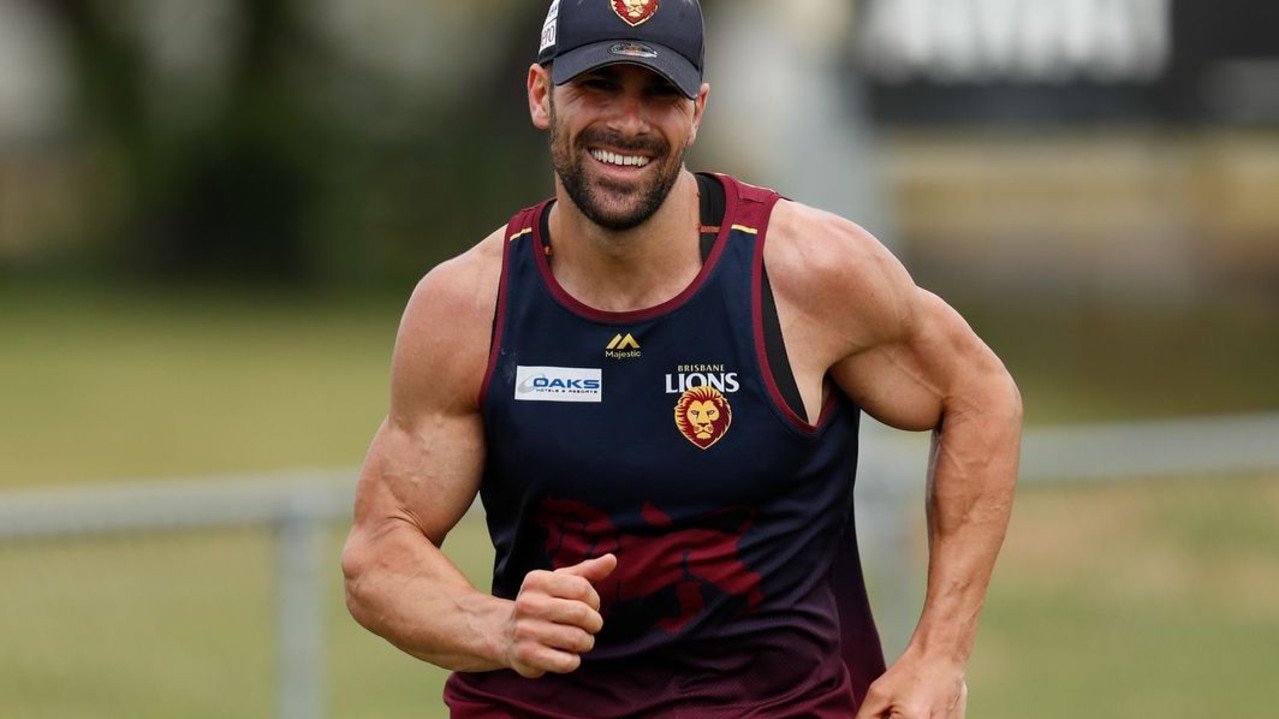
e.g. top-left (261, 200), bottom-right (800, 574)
top-left (549, 98), bottom-right (686, 232)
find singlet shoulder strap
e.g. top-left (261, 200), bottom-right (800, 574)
top-left (483, 200), bottom-right (551, 408)
top-left (696, 172), bottom-right (725, 262)
top-left (718, 174), bottom-right (784, 230)
top-left (506, 200), bottom-right (550, 245)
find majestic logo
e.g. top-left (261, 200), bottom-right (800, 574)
top-left (535, 498), bottom-right (762, 634)
top-left (605, 333), bottom-right (642, 360)
top-left (514, 366), bottom-right (603, 403)
top-left (612, 0), bottom-right (659, 27)
top-left (674, 385), bottom-right (732, 449)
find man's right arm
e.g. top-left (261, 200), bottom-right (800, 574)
top-left (340, 232), bottom-right (615, 676)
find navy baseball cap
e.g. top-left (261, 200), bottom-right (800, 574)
top-left (537, 0), bottom-right (706, 99)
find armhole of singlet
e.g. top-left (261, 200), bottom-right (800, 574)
top-left (696, 173), bottom-right (806, 420)
top-left (758, 262), bottom-right (806, 421)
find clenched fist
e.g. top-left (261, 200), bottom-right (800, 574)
top-left (503, 554), bottom-right (618, 678)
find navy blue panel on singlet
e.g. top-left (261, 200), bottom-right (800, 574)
top-left (445, 175), bottom-right (885, 718)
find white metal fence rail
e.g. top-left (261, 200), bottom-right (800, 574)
top-left (3, 413), bottom-right (1279, 718)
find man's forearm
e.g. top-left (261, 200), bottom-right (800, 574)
top-left (342, 525), bottom-right (511, 672)
top-left (907, 375), bottom-right (1022, 664)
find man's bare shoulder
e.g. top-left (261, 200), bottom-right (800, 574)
top-left (407, 227), bottom-right (506, 322)
top-left (390, 227), bottom-right (507, 412)
top-left (764, 199), bottom-right (917, 349)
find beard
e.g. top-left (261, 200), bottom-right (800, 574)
top-left (549, 98), bottom-right (687, 232)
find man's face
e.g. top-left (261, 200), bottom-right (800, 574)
top-left (547, 63), bottom-right (701, 231)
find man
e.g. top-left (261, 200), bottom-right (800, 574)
top-left (341, 1), bottom-right (1022, 717)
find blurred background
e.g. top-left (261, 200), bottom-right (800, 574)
top-left (1, 0), bottom-right (1276, 717)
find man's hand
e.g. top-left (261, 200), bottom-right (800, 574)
top-left (503, 554), bottom-right (618, 678)
top-left (854, 650), bottom-right (968, 719)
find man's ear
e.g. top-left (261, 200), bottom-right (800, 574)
top-left (687, 83), bottom-right (710, 145)
top-left (528, 64), bottom-right (552, 130)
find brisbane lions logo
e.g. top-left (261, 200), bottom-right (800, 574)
top-left (612, 0), bottom-right (659, 27)
top-left (674, 385), bottom-right (732, 449)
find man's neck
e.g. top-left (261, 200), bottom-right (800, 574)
top-left (547, 170), bottom-right (704, 312)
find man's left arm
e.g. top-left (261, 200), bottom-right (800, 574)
top-left (766, 202), bottom-right (1022, 717)
top-left (835, 286), bottom-right (1023, 718)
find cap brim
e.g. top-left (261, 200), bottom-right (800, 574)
top-left (551, 40), bottom-right (701, 99)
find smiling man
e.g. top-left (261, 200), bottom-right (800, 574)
top-left (340, 1), bottom-right (1023, 717)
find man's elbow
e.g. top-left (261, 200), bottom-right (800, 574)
top-left (989, 369), bottom-right (1024, 490)
top-left (340, 534), bottom-right (382, 632)
top-left (948, 363), bottom-right (1023, 436)
top-left (996, 369), bottom-right (1024, 433)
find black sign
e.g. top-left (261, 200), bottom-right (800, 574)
top-left (855, 0), bottom-right (1279, 124)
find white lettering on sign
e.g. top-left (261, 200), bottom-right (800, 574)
top-left (859, 0), bottom-right (1171, 84)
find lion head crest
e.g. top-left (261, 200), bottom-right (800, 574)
top-left (612, 0), bottom-right (658, 27)
top-left (674, 385), bottom-right (732, 449)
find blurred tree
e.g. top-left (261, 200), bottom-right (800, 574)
top-left (35, 0), bottom-right (549, 290)
top-left (317, 2), bottom-right (552, 291)
top-left (43, 0), bottom-right (324, 284)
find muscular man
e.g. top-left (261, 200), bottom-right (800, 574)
top-left (341, 1), bottom-right (1022, 716)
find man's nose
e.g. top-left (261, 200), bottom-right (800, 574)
top-left (608, 92), bottom-right (650, 135)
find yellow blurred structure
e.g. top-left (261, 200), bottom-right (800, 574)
top-left (887, 128), bottom-right (1279, 297)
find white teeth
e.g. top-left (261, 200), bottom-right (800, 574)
top-left (591, 150), bottom-right (651, 168)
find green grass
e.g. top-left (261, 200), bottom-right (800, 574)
top-left (3, 480), bottom-right (1276, 718)
top-left (1, 285), bottom-right (1277, 717)
top-left (0, 285), bottom-right (402, 488)
top-left (0, 529), bottom-right (277, 718)
top-left (0, 520), bottom-right (495, 719)
top-left (969, 475), bottom-right (1279, 718)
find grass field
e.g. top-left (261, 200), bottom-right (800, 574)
top-left (0, 285), bottom-right (400, 489)
top-left (1, 284), bottom-right (1277, 717)
top-left (3, 479), bottom-right (1275, 718)
top-left (970, 475), bottom-right (1279, 717)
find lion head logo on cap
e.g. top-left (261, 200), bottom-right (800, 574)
top-left (612, 0), bottom-right (659, 27)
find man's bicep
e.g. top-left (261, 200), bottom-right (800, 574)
top-left (354, 257), bottom-right (495, 546)
top-left (832, 290), bottom-right (982, 433)
top-left (341, 410), bottom-right (489, 647)
top-left (354, 410), bottom-right (485, 547)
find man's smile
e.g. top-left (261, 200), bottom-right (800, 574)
top-left (589, 149), bottom-right (654, 169)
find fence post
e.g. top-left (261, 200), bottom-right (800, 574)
top-left (277, 501), bottom-right (327, 719)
